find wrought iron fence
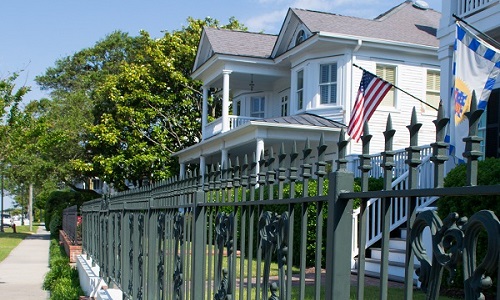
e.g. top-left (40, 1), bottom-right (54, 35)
top-left (62, 205), bottom-right (79, 245)
top-left (82, 103), bottom-right (500, 300)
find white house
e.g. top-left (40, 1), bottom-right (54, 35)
top-left (438, 0), bottom-right (500, 159)
top-left (174, 1), bottom-right (442, 175)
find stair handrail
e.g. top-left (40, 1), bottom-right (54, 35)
top-left (351, 145), bottom-right (437, 260)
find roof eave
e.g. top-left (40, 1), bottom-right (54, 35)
top-left (317, 31), bottom-right (439, 52)
top-left (192, 53), bottom-right (275, 81)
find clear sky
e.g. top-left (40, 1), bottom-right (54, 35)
top-left (0, 0), bottom-right (441, 209)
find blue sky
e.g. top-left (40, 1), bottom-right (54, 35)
top-left (1, 0), bottom-right (441, 103)
top-left (0, 0), bottom-right (441, 208)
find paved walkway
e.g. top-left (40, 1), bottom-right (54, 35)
top-left (0, 226), bottom-right (50, 299)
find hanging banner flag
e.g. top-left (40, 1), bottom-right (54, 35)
top-left (348, 70), bottom-right (393, 142)
top-left (451, 22), bottom-right (500, 160)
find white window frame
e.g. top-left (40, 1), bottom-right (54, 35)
top-left (425, 69), bottom-right (440, 112)
top-left (296, 69), bottom-right (304, 111)
top-left (250, 96), bottom-right (265, 118)
top-left (319, 63), bottom-right (338, 105)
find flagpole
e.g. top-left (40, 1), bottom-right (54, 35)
top-left (352, 63), bottom-right (438, 111)
top-left (452, 14), bottom-right (500, 50)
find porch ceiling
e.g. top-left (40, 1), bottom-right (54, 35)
top-left (208, 71), bottom-right (285, 91)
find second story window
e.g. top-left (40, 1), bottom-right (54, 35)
top-left (235, 101), bottom-right (241, 116)
top-left (281, 95), bottom-right (288, 117)
top-left (295, 30), bottom-right (306, 46)
top-left (319, 63), bottom-right (337, 104)
top-left (376, 64), bottom-right (396, 108)
top-left (251, 96), bottom-right (265, 118)
top-left (426, 70), bottom-right (440, 110)
top-left (297, 70), bottom-right (304, 110)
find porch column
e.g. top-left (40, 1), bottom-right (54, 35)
top-left (222, 70), bottom-right (232, 133)
top-left (179, 162), bottom-right (186, 179)
top-left (221, 148), bottom-right (229, 170)
top-left (199, 155), bottom-right (206, 185)
top-left (255, 138), bottom-right (265, 175)
top-left (202, 86), bottom-right (209, 140)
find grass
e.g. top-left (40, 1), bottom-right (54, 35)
top-left (230, 284), bottom-right (459, 299)
top-left (0, 225), bottom-right (39, 262)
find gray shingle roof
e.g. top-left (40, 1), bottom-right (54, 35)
top-left (201, 1), bottom-right (439, 62)
top-left (204, 27), bottom-right (277, 58)
top-left (255, 113), bottom-right (345, 128)
top-left (293, 1), bottom-right (440, 47)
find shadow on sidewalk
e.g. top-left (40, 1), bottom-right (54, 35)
top-left (25, 233), bottom-right (50, 241)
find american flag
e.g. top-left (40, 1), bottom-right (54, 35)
top-left (347, 70), bottom-right (393, 142)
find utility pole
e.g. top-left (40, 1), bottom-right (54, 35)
top-left (1, 170), bottom-right (4, 233)
top-left (29, 184), bottom-right (33, 232)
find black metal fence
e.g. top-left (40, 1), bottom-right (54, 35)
top-left (82, 103), bottom-right (500, 300)
top-left (62, 205), bottom-right (79, 245)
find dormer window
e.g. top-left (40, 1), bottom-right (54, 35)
top-left (295, 29), bottom-right (307, 46)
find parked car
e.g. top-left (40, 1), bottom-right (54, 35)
top-left (11, 215), bottom-right (30, 226)
top-left (1, 214), bottom-right (11, 227)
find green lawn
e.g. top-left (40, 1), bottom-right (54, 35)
top-left (233, 285), bottom-right (460, 299)
top-left (0, 225), bottom-right (39, 262)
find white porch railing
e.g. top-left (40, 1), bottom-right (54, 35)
top-left (204, 115), bottom-right (261, 139)
top-left (229, 115), bottom-right (260, 128)
top-left (350, 145), bottom-right (438, 261)
top-left (457, 0), bottom-right (497, 17)
top-left (205, 117), bottom-right (223, 138)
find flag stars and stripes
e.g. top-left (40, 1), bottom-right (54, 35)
top-left (347, 71), bottom-right (393, 142)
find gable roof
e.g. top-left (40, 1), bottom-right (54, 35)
top-left (193, 1), bottom-right (440, 72)
top-left (203, 27), bottom-right (277, 58)
top-left (291, 1), bottom-right (440, 47)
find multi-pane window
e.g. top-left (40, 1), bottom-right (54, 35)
top-left (319, 63), bottom-right (337, 104)
top-left (297, 70), bottom-right (304, 110)
top-left (251, 97), bottom-right (265, 118)
top-left (281, 95), bottom-right (288, 117)
top-left (426, 70), bottom-right (440, 109)
top-left (376, 64), bottom-right (396, 107)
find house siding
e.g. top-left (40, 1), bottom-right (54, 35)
top-left (348, 59), bottom-right (438, 154)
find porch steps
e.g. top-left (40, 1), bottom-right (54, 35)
top-left (353, 228), bottom-right (420, 285)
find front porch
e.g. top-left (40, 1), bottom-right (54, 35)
top-left (175, 113), bottom-right (345, 178)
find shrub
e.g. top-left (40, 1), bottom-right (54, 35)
top-left (50, 275), bottom-right (82, 300)
top-left (437, 157), bottom-right (500, 296)
top-left (43, 238), bottom-right (83, 299)
top-left (49, 213), bottom-right (62, 238)
top-left (44, 189), bottom-right (99, 231)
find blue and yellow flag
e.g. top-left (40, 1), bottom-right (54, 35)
top-left (451, 22), bottom-right (500, 160)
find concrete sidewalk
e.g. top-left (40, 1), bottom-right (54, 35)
top-left (0, 226), bottom-right (50, 299)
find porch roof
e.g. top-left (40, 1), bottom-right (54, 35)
top-left (253, 113), bottom-right (345, 128)
top-left (173, 113), bottom-right (344, 164)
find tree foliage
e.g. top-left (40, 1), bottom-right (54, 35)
top-left (36, 17), bottom-right (246, 191)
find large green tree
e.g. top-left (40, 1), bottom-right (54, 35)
top-left (37, 17), bottom-right (246, 191)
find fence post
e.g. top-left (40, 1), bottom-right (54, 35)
top-left (403, 108), bottom-right (422, 299)
top-left (356, 122), bottom-right (372, 299)
top-left (191, 186), bottom-right (206, 299)
top-left (325, 129), bottom-right (354, 300)
top-left (463, 92), bottom-right (483, 186)
top-left (379, 115), bottom-right (396, 299)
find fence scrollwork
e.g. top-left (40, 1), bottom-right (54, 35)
top-left (411, 209), bottom-right (500, 299)
top-left (214, 212), bottom-right (234, 300)
top-left (260, 211), bottom-right (289, 300)
top-left (173, 212), bottom-right (184, 300)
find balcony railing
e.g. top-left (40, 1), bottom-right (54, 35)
top-left (458, 0), bottom-right (497, 17)
top-left (204, 115), bottom-right (261, 139)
